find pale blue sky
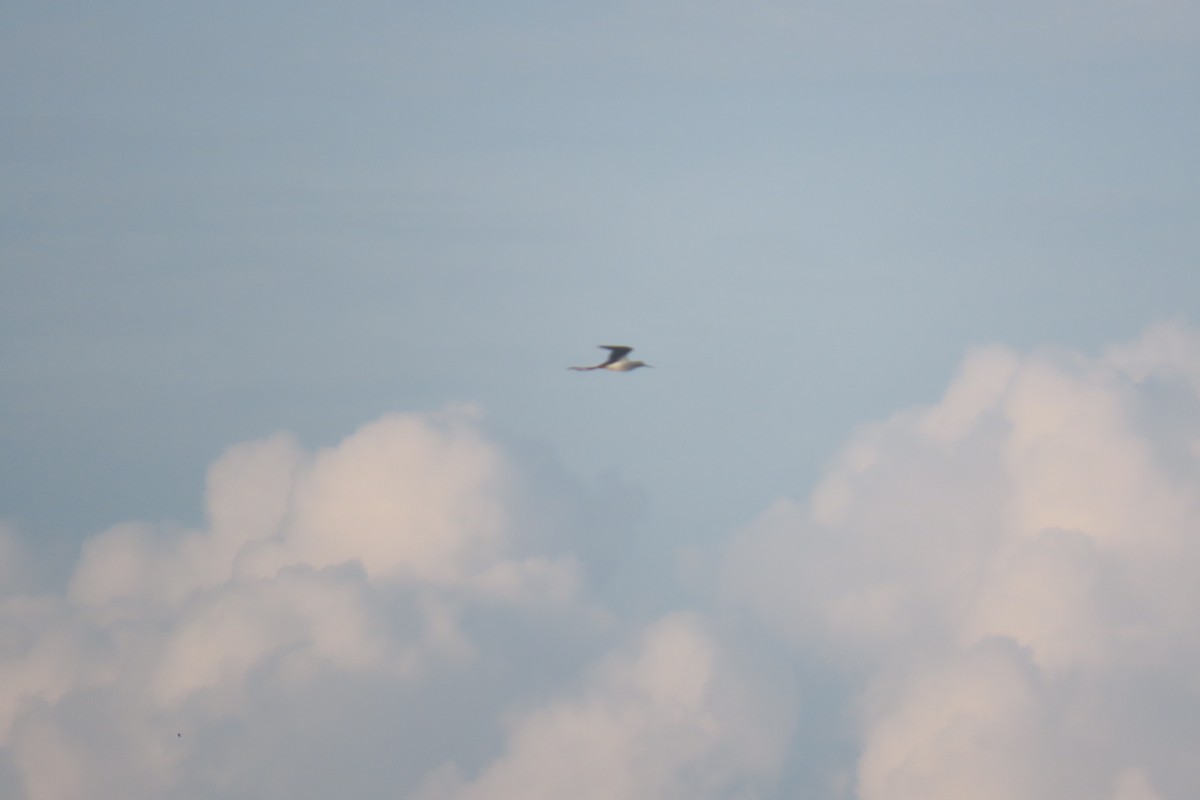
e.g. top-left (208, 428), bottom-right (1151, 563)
top-left (3, 3), bottom-right (1200, 797)
top-left (2, 0), bottom-right (1197, 604)
top-left (5, 2), bottom-right (1196, 547)
top-left (4, 3), bottom-right (1199, 587)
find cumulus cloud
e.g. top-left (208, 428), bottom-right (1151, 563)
top-left (68, 406), bottom-right (579, 610)
top-left (725, 321), bottom-right (1200, 798)
top-left (8, 323), bottom-right (1200, 799)
top-left (418, 612), bottom-right (792, 800)
top-left (0, 404), bottom-right (796, 800)
top-left (0, 406), bottom-right (599, 798)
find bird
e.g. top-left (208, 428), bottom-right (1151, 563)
top-left (570, 345), bottom-right (652, 372)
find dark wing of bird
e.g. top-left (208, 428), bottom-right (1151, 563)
top-left (598, 345), bottom-right (633, 365)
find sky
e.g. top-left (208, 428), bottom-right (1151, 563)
top-left (2, 1), bottom-right (1200, 797)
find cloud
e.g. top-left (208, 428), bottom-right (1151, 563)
top-left (725, 321), bottom-right (1200, 797)
top-left (0, 404), bottom-right (792, 800)
top-left (8, 323), bottom-right (1200, 799)
top-left (417, 612), bottom-right (793, 800)
top-left (0, 406), bottom-right (595, 798)
top-left (67, 406), bottom-right (578, 609)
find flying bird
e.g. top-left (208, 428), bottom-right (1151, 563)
top-left (570, 345), bottom-right (652, 372)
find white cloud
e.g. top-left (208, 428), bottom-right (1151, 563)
top-left (0, 407), bottom-right (593, 798)
top-left (67, 406), bottom-right (578, 610)
top-left (856, 639), bottom-right (1067, 800)
top-left (418, 612), bottom-right (792, 800)
top-left (147, 563), bottom-right (417, 709)
top-left (725, 322), bottom-right (1200, 798)
top-left (0, 397), bottom-right (792, 799)
top-left (9, 323), bottom-right (1200, 799)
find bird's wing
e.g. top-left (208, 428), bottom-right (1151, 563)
top-left (599, 345), bottom-right (633, 364)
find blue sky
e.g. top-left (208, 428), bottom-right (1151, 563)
top-left (3, 2), bottom-right (1200, 798)
top-left (5, 1), bottom-right (1197, 540)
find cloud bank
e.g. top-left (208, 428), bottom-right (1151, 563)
top-left (0, 404), bottom-right (787, 799)
top-left (726, 321), bottom-right (1200, 798)
top-left (5, 323), bottom-right (1200, 798)
top-left (418, 611), bottom-right (791, 800)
